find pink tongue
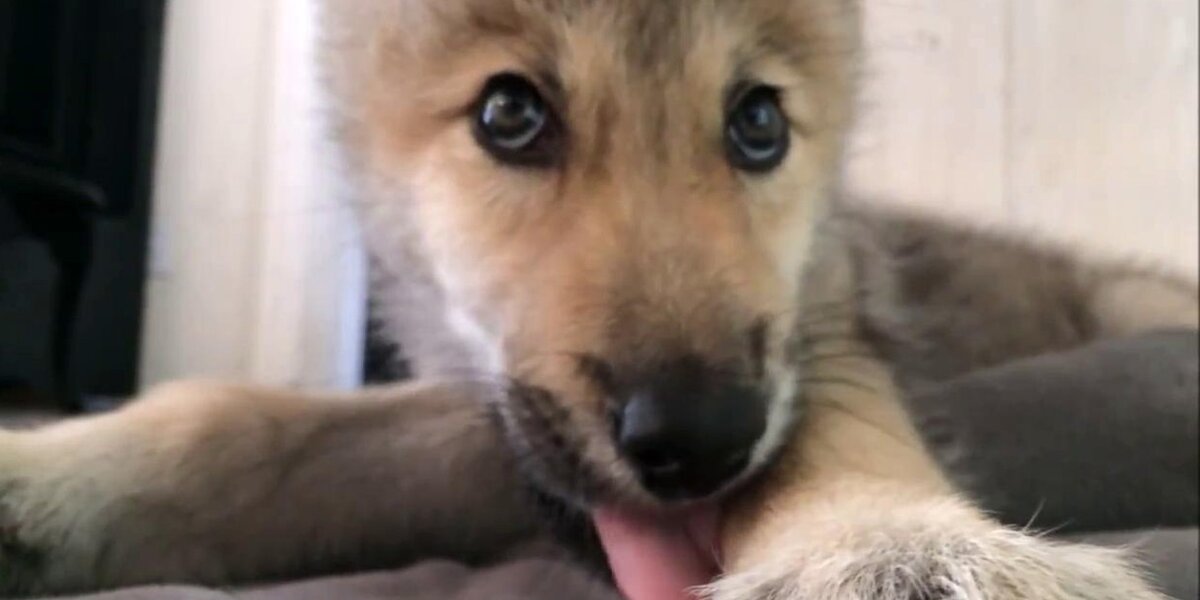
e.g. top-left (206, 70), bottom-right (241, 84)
top-left (593, 507), bottom-right (722, 600)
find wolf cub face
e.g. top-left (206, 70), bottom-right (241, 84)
top-left (321, 0), bottom-right (860, 509)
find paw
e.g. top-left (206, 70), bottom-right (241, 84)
top-left (0, 431), bottom-right (86, 598)
top-left (703, 513), bottom-right (1165, 600)
top-left (1, 494), bottom-right (46, 597)
top-left (0, 436), bottom-right (46, 596)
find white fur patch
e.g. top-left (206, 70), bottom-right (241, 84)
top-left (750, 370), bottom-right (798, 470)
top-left (443, 304), bottom-right (505, 374)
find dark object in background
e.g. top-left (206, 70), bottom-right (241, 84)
top-left (0, 0), bottom-right (165, 412)
top-left (363, 294), bottom-right (411, 385)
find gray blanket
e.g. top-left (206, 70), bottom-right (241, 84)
top-left (44, 331), bottom-right (1200, 600)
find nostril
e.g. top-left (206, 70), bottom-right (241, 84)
top-left (618, 392), bottom-right (687, 475)
top-left (630, 447), bottom-right (684, 477)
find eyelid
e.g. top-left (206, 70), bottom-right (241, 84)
top-left (460, 70), bottom-right (566, 122)
top-left (724, 80), bottom-right (783, 113)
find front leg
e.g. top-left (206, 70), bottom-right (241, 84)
top-left (708, 352), bottom-right (1164, 600)
top-left (0, 381), bottom-right (540, 596)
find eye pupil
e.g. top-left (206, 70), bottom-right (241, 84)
top-left (474, 74), bottom-right (558, 166)
top-left (739, 103), bottom-right (779, 144)
top-left (483, 90), bottom-right (539, 138)
top-left (726, 87), bottom-right (789, 173)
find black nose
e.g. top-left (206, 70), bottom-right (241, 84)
top-left (615, 357), bottom-right (767, 501)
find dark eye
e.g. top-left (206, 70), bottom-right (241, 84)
top-left (725, 86), bottom-right (790, 173)
top-left (473, 74), bottom-right (560, 167)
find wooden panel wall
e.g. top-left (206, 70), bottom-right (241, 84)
top-left (846, 0), bottom-right (1198, 274)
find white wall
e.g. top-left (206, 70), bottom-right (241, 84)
top-left (848, 0), bottom-right (1198, 274)
top-left (139, 0), bottom-right (366, 391)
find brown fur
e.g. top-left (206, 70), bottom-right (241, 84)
top-left (1, 1), bottom-right (1196, 597)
